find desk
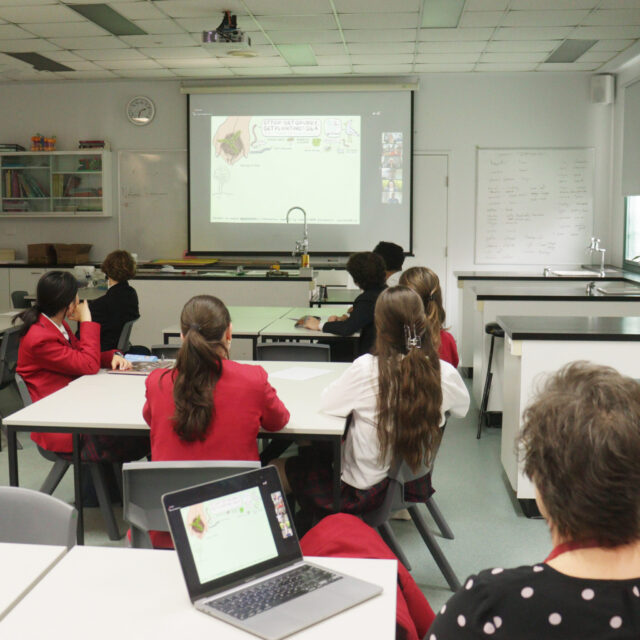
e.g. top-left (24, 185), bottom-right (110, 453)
top-left (311, 288), bottom-right (359, 307)
top-left (4, 362), bottom-right (349, 544)
top-left (0, 542), bottom-right (66, 621)
top-left (498, 315), bottom-right (640, 503)
top-left (261, 306), bottom-right (354, 341)
top-left (0, 546), bottom-right (396, 639)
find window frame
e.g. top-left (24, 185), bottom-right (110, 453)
top-left (623, 196), bottom-right (640, 274)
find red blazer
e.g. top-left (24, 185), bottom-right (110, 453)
top-left (17, 316), bottom-right (116, 453)
top-left (438, 329), bottom-right (459, 368)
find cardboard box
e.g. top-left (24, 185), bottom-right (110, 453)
top-left (54, 244), bottom-right (92, 265)
top-left (27, 243), bottom-right (56, 265)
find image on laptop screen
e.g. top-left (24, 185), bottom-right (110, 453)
top-left (180, 486), bottom-right (279, 584)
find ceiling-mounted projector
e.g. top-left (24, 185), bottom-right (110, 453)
top-left (202, 11), bottom-right (255, 57)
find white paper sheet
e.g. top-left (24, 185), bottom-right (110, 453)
top-left (268, 367), bottom-right (332, 381)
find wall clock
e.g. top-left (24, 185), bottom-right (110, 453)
top-left (126, 96), bottom-right (155, 126)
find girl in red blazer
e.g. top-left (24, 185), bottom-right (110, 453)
top-left (15, 270), bottom-right (147, 461)
top-left (399, 266), bottom-right (459, 368)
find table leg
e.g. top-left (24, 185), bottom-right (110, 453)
top-left (73, 433), bottom-right (84, 545)
top-left (331, 436), bottom-right (341, 512)
top-left (8, 427), bottom-right (18, 486)
top-left (252, 337), bottom-right (257, 360)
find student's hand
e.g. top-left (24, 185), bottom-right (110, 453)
top-left (68, 300), bottom-right (91, 323)
top-left (300, 316), bottom-right (321, 331)
top-left (327, 315), bottom-right (339, 322)
top-left (111, 354), bottom-right (131, 371)
top-left (347, 306), bottom-right (353, 313)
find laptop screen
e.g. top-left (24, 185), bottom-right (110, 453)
top-left (164, 467), bottom-right (301, 601)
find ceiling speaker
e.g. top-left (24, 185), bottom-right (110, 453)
top-left (590, 74), bottom-right (615, 104)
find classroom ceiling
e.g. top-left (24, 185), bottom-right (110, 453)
top-left (0, 0), bottom-right (639, 82)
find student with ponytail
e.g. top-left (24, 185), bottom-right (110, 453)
top-left (399, 266), bottom-right (459, 367)
top-left (273, 287), bottom-right (469, 526)
top-left (143, 295), bottom-right (290, 462)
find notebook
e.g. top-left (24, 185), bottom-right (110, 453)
top-left (162, 466), bottom-right (382, 640)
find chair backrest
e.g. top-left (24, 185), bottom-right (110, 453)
top-left (150, 344), bottom-right (180, 359)
top-left (122, 460), bottom-right (261, 548)
top-left (0, 486), bottom-right (76, 547)
top-left (256, 342), bottom-right (331, 362)
top-left (0, 326), bottom-right (22, 388)
top-left (13, 373), bottom-right (32, 407)
top-left (116, 319), bottom-right (137, 353)
top-left (11, 290), bottom-right (29, 309)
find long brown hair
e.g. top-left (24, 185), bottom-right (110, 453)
top-left (374, 286), bottom-right (443, 472)
top-left (171, 295), bottom-right (231, 442)
top-left (399, 266), bottom-right (446, 351)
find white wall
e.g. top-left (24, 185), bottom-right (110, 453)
top-left (0, 73), bottom-right (613, 335)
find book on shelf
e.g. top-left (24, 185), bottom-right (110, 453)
top-left (78, 140), bottom-right (110, 150)
top-left (0, 144), bottom-right (26, 151)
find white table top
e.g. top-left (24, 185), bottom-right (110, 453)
top-left (0, 542), bottom-right (67, 621)
top-left (163, 306), bottom-right (294, 339)
top-left (4, 361), bottom-right (349, 437)
top-left (261, 306), bottom-right (354, 339)
top-left (0, 546), bottom-right (396, 639)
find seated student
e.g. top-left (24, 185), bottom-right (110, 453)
top-left (428, 362), bottom-right (640, 639)
top-left (15, 271), bottom-right (148, 462)
top-left (399, 266), bottom-right (459, 368)
top-left (373, 241), bottom-right (405, 286)
top-left (143, 295), bottom-right (290, 548)
top-left (275, 287), bottom-right (469, 528)
top-left (300, 251), bottom-right (386, 357)
top-left (88, 250), bottom-right (139, 351)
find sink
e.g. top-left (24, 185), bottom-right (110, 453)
top-left (595, 286), bottom-right (640, 296)
top-left (550, 270), bottom-right (600, 277)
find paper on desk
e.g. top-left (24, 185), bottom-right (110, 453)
top-left (269, 367), bottom-right (332, 381)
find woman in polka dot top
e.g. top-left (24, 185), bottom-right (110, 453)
top-left (428, 361), bottom-right (640, 639)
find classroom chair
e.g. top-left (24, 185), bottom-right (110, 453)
top-left (256, 342), bottom-right (330, 362)
top-left (117, 319), bottom-right (137, 353)
top-left (0, 486), bottom-right (77, 548)
top-left (122, 460), bottom-right (260, 549)
top-left (13, 373), bottom-right (123, 542)
top-left (150, 344), bottom-right (179, 359)
top-left (10, 290), bottom-right (29, 309)
top-left (477, 322), bottom-right (505, 439)
top-left (0, 326), bottom-right (23, 452)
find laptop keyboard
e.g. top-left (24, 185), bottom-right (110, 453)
top-left (206, 565), bottom-right (343, 621)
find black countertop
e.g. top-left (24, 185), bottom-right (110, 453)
top-left (456, 267), bottom-right (640, 286)
top-left (498, 315), bottom-right (640, 341)
top-left (473, 282), bottom-right (640, 302)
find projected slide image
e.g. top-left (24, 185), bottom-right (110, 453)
top-left (210, 115), bottom-right (361, 225)
top-left (181, 486), bottom-right (278, 585)
top-left (381, 132), bottom-right (403, 204)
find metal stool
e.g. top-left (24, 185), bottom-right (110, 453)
top-left (477, 322), bottom-right (504, 439)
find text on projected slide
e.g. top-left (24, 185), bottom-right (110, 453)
top-left (211, 116), bottom-right (361, 224)
top-left (181, 486), bottom-right (277, 584)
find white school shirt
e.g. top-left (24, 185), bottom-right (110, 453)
top-left (42, 313), bottom-right (70, 341)
top-left (320, 353), bottom-right (470, 490)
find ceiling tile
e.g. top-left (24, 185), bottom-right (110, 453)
top-left (475, 62), bottom-right (538, 71)
top-left (0, 24), bottom-right (35, 39)
top-left (64, 60), bottom-right (103, 71)
top-left (578, 50), bottom-right (616, 62)
top-left (583, 10), bottom-right (640, 25)
top-left (114, 68), bottom-right (176, 77)
top-left (140, 46), bottom-right (211, 58)
top-left (133, 20), bottom-right (184, 35)
top-left (97, 58), bottom-right (162, 69)
top-left (572, 25), bottom-right (640, 38)
top-left (232, 67), bottom-right (293, 75)
top-left (337, 13), bottom-right (419, 30)
top-left (50, 36), bottom-right (127, 49)
top-left (155, 57), bottom-right (224, 67)
top-left (0, 0), bottom-right (59, 5)
top-left (311, 43), bottom-right (348, 55)
top-left (465, 0), bottom-right (508, 9)
top-left (600, 0), bottom-right (640, 6)
top-left (480, 51), bottom-right (547, 62)
top-left (152, 0), bottom-right (246, 18)
top-left (352, 63), bottom-right (413, 73)
top-left (419, 27), bottom-right (494, 41)
top-left (335, 0), bottom-right (420, 12)
top-left (511, 0), bottom-right (598, 7)
top-left (345, 29), bottom-right (416, 43)
top-left (57, 70), bottom-right (118, 79)
top-left (537, 61), bottom-right (601, 70)
top-left (22, 22), bottom-right (108, 38)
top-left (119, 34), bottom-right (198, 47)
top-left (590, 39), bottom-right (635, 51)
top-left (45, 51), bottom-right (85, 62)
top-left (0, 51), bottom-right (29, 67)
top-left (502, 10), bottom-right (589, 27)
top-left (175, 18), bottom-right (231, 31)
top-left (220, 56), bottom-right (286, 67)
top-left (459, 12), bottom-right (505, 28)
top-left (493, 27), bottom-right (572, 40)
top-left (350, 54), bottom-right (413, 64)
top-left (236, 31), bottom-right (270, 45)
top-left (292, 65), bottom-right (352, 74)
top-left (254, 15), bottom-right (336, 30)
top-left (418, 41), bottom-right (486, 53)
top-left (347, 42), bottom-right (414, 54)
top-left (0, 5), bottom-right (83, 23)
top-left (269, 30), bottom-right (342, 44)
top-left (0, 39), bottom-right (60, 52)
top-left (244, 0), bottom-right (332, 15)
top-left (414, 63), bottom-right (475, 72)
top-left (171, 66), bottom-right (234, 76)
top-left (315, 54), bottom-right (351, 65)
top-left (415, 52), bottom-right (480, 63)
top-left (75, 48), bottom-right (147, 61)
top-left (111, 2), bottom-right (167, 20)
top-left (485, 40), bottom-right (557, 52)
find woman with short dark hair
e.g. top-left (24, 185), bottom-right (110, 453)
top-left (428, 361), bottom-right (640, 639)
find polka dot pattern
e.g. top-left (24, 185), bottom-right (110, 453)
top-left (491, 568), bottom-right (503, 575)
top-left (610, 616), bottom-right (622, 629)
top-left (521, 587), bottom-right (534, 599)
top-left (483, 622), bottom-right (495, 634)
top-left (533, 565), bottom-right (544, 573)
top-left (440, 605), bottom-right (446, 614)
top-left (493, 617), bottom-right (502, 628)
top-left (549, 613), bottom-right (562, 626)
top-left (429, 635), bottom-right (436, 640)
top-left (633, 586), bottom-right (639, 598)
top-left (581, 589), bottom-right (595, 601)
top-left (458, 615), bottom-right (466, 627)
top-left (465, 579), bottom-right (474, 590)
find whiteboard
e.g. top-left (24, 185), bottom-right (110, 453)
top-left (118, 150), bottom-right (188, 261)
top-left (475, 148), bottom-right (594, 265)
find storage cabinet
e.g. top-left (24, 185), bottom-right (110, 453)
top-left (0, 151), bottom-right (110, 217)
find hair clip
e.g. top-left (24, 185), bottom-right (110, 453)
top-left (189, 322), bottom-right (201, 332)
top-left (404, 324), bottom-right (422, 350)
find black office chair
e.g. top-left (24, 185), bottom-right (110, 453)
top-left (0, 326), bottom-right (23, 452)
top-left (11, 290), bottom-right (29, 309)
top-left (116, 319), bottom-right (137, 353)
top-left (256, 342), bottom-right (330, 362)
top-left (477, 322), bottom-right (505, 439)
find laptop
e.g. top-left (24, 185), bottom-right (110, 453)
top-left (162, 466), bottom-right (382, 640)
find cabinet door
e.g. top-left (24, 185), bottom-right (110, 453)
top-left (0, 268), bottom-right (9, 309)
top-left (9, 267), bottom-right (75, 299)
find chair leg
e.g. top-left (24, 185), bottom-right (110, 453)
top-left (40, 459), bottom-right (71, 494)
top-left (130, 526), bottom-right (154, 550)
top-left (477, 335), bottom-right (496, 439)
top-left (408, 505), bottom-right (461, 591)
top-left (111, 463), bottom-right (123, 502)
top-left (89, 463), bottom-right (121, 541)
top-left (377, 522), bottom-right (412, 571)
top-left (425, 497), bottom-right (454, 540)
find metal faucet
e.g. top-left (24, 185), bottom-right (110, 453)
top-left (286, 206), bottom-right (309, 261)
top-left (587, 237), bottom-right (606, 277)
top-left (586, 281), bottom-right (597, 296)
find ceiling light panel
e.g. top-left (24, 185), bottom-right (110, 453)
top-left (3, 52), bottom-right (73, 72)
top-left (0, 5), bottom-right (83, 23)
top-left (422, 0), bottom-right (465, 28)
top-left (67, 4), bottom-right (146, 36)
top-left (546, 39), bottom-right (597, 62)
